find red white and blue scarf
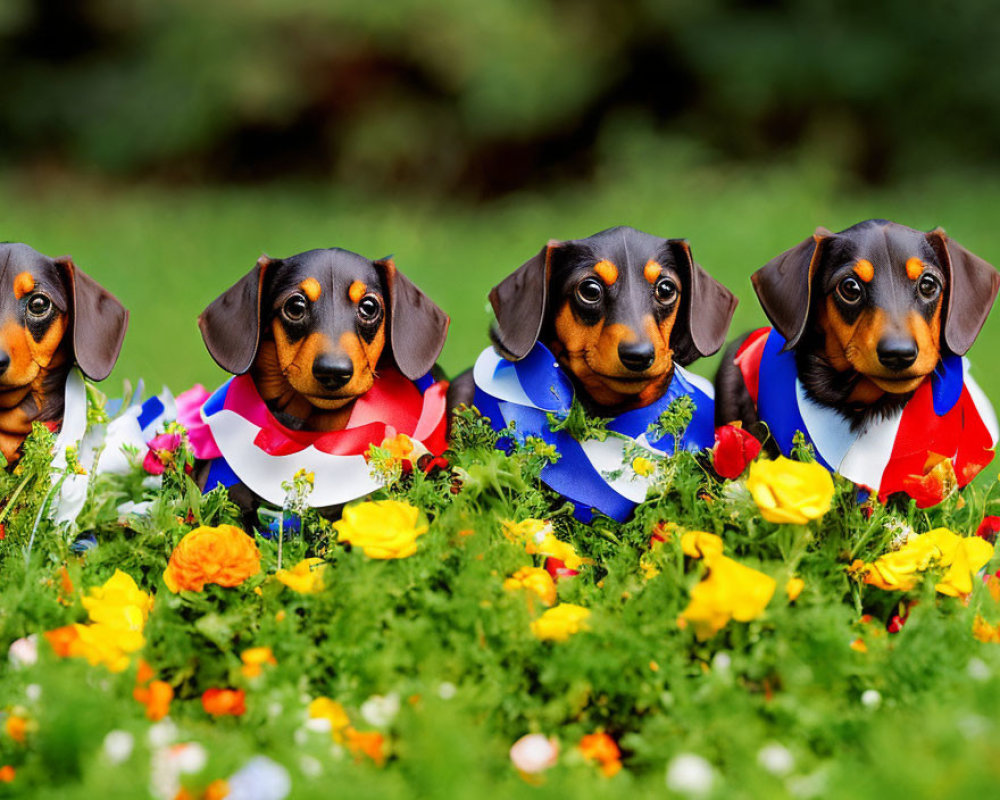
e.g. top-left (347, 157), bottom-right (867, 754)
top-left (735, 327), bottom-right (998, 505)
top-left (472, 343), bottom-right (716, 522)
top-left (176, 370), bottom-right (448, 507)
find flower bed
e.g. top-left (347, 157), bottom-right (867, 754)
top-left (1, 410), bottom-right (1000, 799)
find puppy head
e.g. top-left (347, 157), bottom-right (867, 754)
top-left (752, 219), bottom-right (1000, 395)
top-left (0, 243), bottom-right (128, 390)
top-left (490, 226), bottom-right (737, 408)
top-left (199, 248), bottom-right (449, 410)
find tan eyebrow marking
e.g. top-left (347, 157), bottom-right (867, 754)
top-left (905, 257), bottom-right (924, 281)
top-left (13, 272), bottom-right (34, 299)
top-left (348, 280), bottom-right (366, 304)
top-left (643, 260), bottom-right (662, 284)
top-left (300, 278), bottom-right (322, 302)
top-left (593, 260), bottom-right (618, 286)
top-left (853, 259), bottom-right (875, 283)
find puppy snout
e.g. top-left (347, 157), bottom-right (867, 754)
top-left (876, 336), bottom-right (918, 371)
top-left (617, 341), bottom-right (656, 372)
top-left (312, 354), bottom-right (354, 390)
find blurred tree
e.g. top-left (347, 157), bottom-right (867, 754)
top-left (1, 0), bottom-right (998, 196)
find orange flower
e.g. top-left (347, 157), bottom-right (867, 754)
top-left (579, 733), bottom-right (622, 777)
top-left (201, 688), bottom-right (246, 717)
top-left (0, 766), bottom-right (14, 783)
top-left (240, 646), bottom-right (277, 678)
top-left (44, 625), bottom-right (79, 657)
top-left (204, 780), bottom-right (230, 800)
top-left (4, 716), bottom-right (27, 745)
top-left (134, 680), bottom-right (174, 721)
top-left (164, 525), bottom-right (261, 593)
top-left (345, 728), bottom-right (386, 766)
top-left (973, 615), bottom-right (1000, 643)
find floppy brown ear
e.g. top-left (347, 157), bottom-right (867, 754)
top-left (198, 255), bottom-right (272, 375)
top-left (375, 258), bottom-right (450, 380)
top-left (750, 227), bottom-right (832, 350)
top-left (666, 240), bottom-right (738, 366)
top-left (53, 256), bottom-right (129, 381)
top-left (925, 228), bottom-right (1000, 356)
top-left (488, 241), bottom-right (559, 361)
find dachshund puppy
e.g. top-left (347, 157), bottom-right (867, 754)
top-left (716, 219), bottom-right (1000, 505)
top-left (457, 226), bottom-right (737, 521)
top-left (182, 248), bottom-right (450, 521)
top-left (0, 243), bottom-right (128, 465)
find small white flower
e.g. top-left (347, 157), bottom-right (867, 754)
top-left (147, 718), bottom-right (179, 748)
top-left (226, 755), bottom-right (292, 800)
top-left (509, 734), bottom-right (559, 774)
top-left (967, 657), bottom-right (991, 682)
top-left (25, 684), bottom-right (42, 702)
top-left (103, 730), bottom-right (135, 764)
top-left (665, 753), bottom-right (715, 796)
top-left (174, 742), bottom-right (208, 773)
top-left (711, 652), bottom-right (732, 673)
top-left (141, 475), bottom-right (163, 491)
top-left (437, 682), bottom-right (457, 700)
top-left (293, 728), bottom-right (309, 746)
top-left (304, 717), bottom-right (332, 734)
top-left (360, 693), bottom-right (401, 728)
top-left (860, 689), bottom-right (882, 709)
top-left (8, 635), bottom-right (38, 669)
top-left (757, 743), bottom-right (795, 776)
top-left (267, 702), bottom-right (284, 719)
top-left (299, 755), bottom-right (322, 778)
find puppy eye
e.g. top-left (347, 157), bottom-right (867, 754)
top-left (282, 294), bottom-right (309, 322)
top-left (26, 293), bottom-right (52, 318)
top-left (837, 276), bottom-right (864, 304)
top-left (917, 274), bottom-right (941, 300)
top-left (357, 294), bottom-right (382, 322)
top-left (654, 278), bottom-right (678, 305)
top-left (576, 278), bottom-right (604, 305)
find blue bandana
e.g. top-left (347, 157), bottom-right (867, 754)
top-left (472, 344), bottom-right (716, 521)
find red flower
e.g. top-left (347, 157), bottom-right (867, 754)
top-left (544, 558), bottom-right (579, 581)
top-left (712, 424), bottom-right (761, 480)
top-left (143, 433), bottom-right (184, 476)
top-left (977, 516), bottom-right (1000, 544)
top-left (201, 688), bottom-right (246, 717)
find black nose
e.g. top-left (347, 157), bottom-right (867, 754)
top-left (0, 351), bottom-right (9, 377)
top-left (312, 355), bottom-right (354, 390)
top-left (876, 337), bottom-right (918, 371)
top-left (618, 342), bottom-right (656, 372)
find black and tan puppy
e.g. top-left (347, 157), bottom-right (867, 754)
top-left (0, 243), bottom-right (128, 464)
top-left (716, 219), bottom-right (1000, 503)
top-left (188, 248), bottom-right (450, 518)
top-left (452, 225), bottom-right (738, 415)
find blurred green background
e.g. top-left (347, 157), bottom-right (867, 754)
top-left (3, 0), bottom-right (1000, 404)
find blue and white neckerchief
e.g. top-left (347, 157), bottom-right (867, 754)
top-left (472, 343), bottom-right (716, 522)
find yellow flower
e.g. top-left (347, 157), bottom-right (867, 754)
top-left (241, 646), bottom-right (277, 678)
top-left (69, 621), bottom-right (145, 673)
top-left (973, 615), bottom-right (1000, 643)
top-left (746, 457), bottom-right (834, 524)
top-left (81, 570), bottom-right (153, 631)
top-left (680, 531), bottom-right (725, 561)
top-left (504, 567), bottom-right (557, 607)
top-left (309, 697), bottom-right (351, 733)
top-left (163, 525), bottom-right (262, 593)
top-left (860, 528), bottom-right (994, 596)
top-left (530, 603), bottom-right (591, 642)
top-left (275, 558), bottom-right (327, 594)
top-left (334, 500), bottom-right (428, 559)
top-left (786, 577), bottom-right (805, 602)
top-left (632, 456), bottom-right (655, 477)
top-left (503, 519), bottom-right (590, 571)
top-left (681, 555), bottom-right (776, 641)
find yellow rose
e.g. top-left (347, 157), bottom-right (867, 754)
top-left (275, 558), bottom-right (327, 594)
top-left (681, 554), bottom-right (776, 641)
top-left (334, 500), bottom-right (428, 559)
top-left (680, 531), bottom-right (725, 561)
top-left (530, 603), bottom-right (591, 642)
top-left (861, 528), bottom-right (994, 596)
top-left (504, 567), bottom-right (557, 607)
top-left (163, 525), bottom-right (262, 593)
top-left (746, 457), bottom-right (834, 524)
top-left (81, 570), bottom-right (153, 630)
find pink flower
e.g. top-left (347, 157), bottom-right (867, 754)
top-left (143, 433), bottom-right (183, 476)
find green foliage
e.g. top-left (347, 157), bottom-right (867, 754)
top-left (2, 407), bottom-right (1000, 798)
